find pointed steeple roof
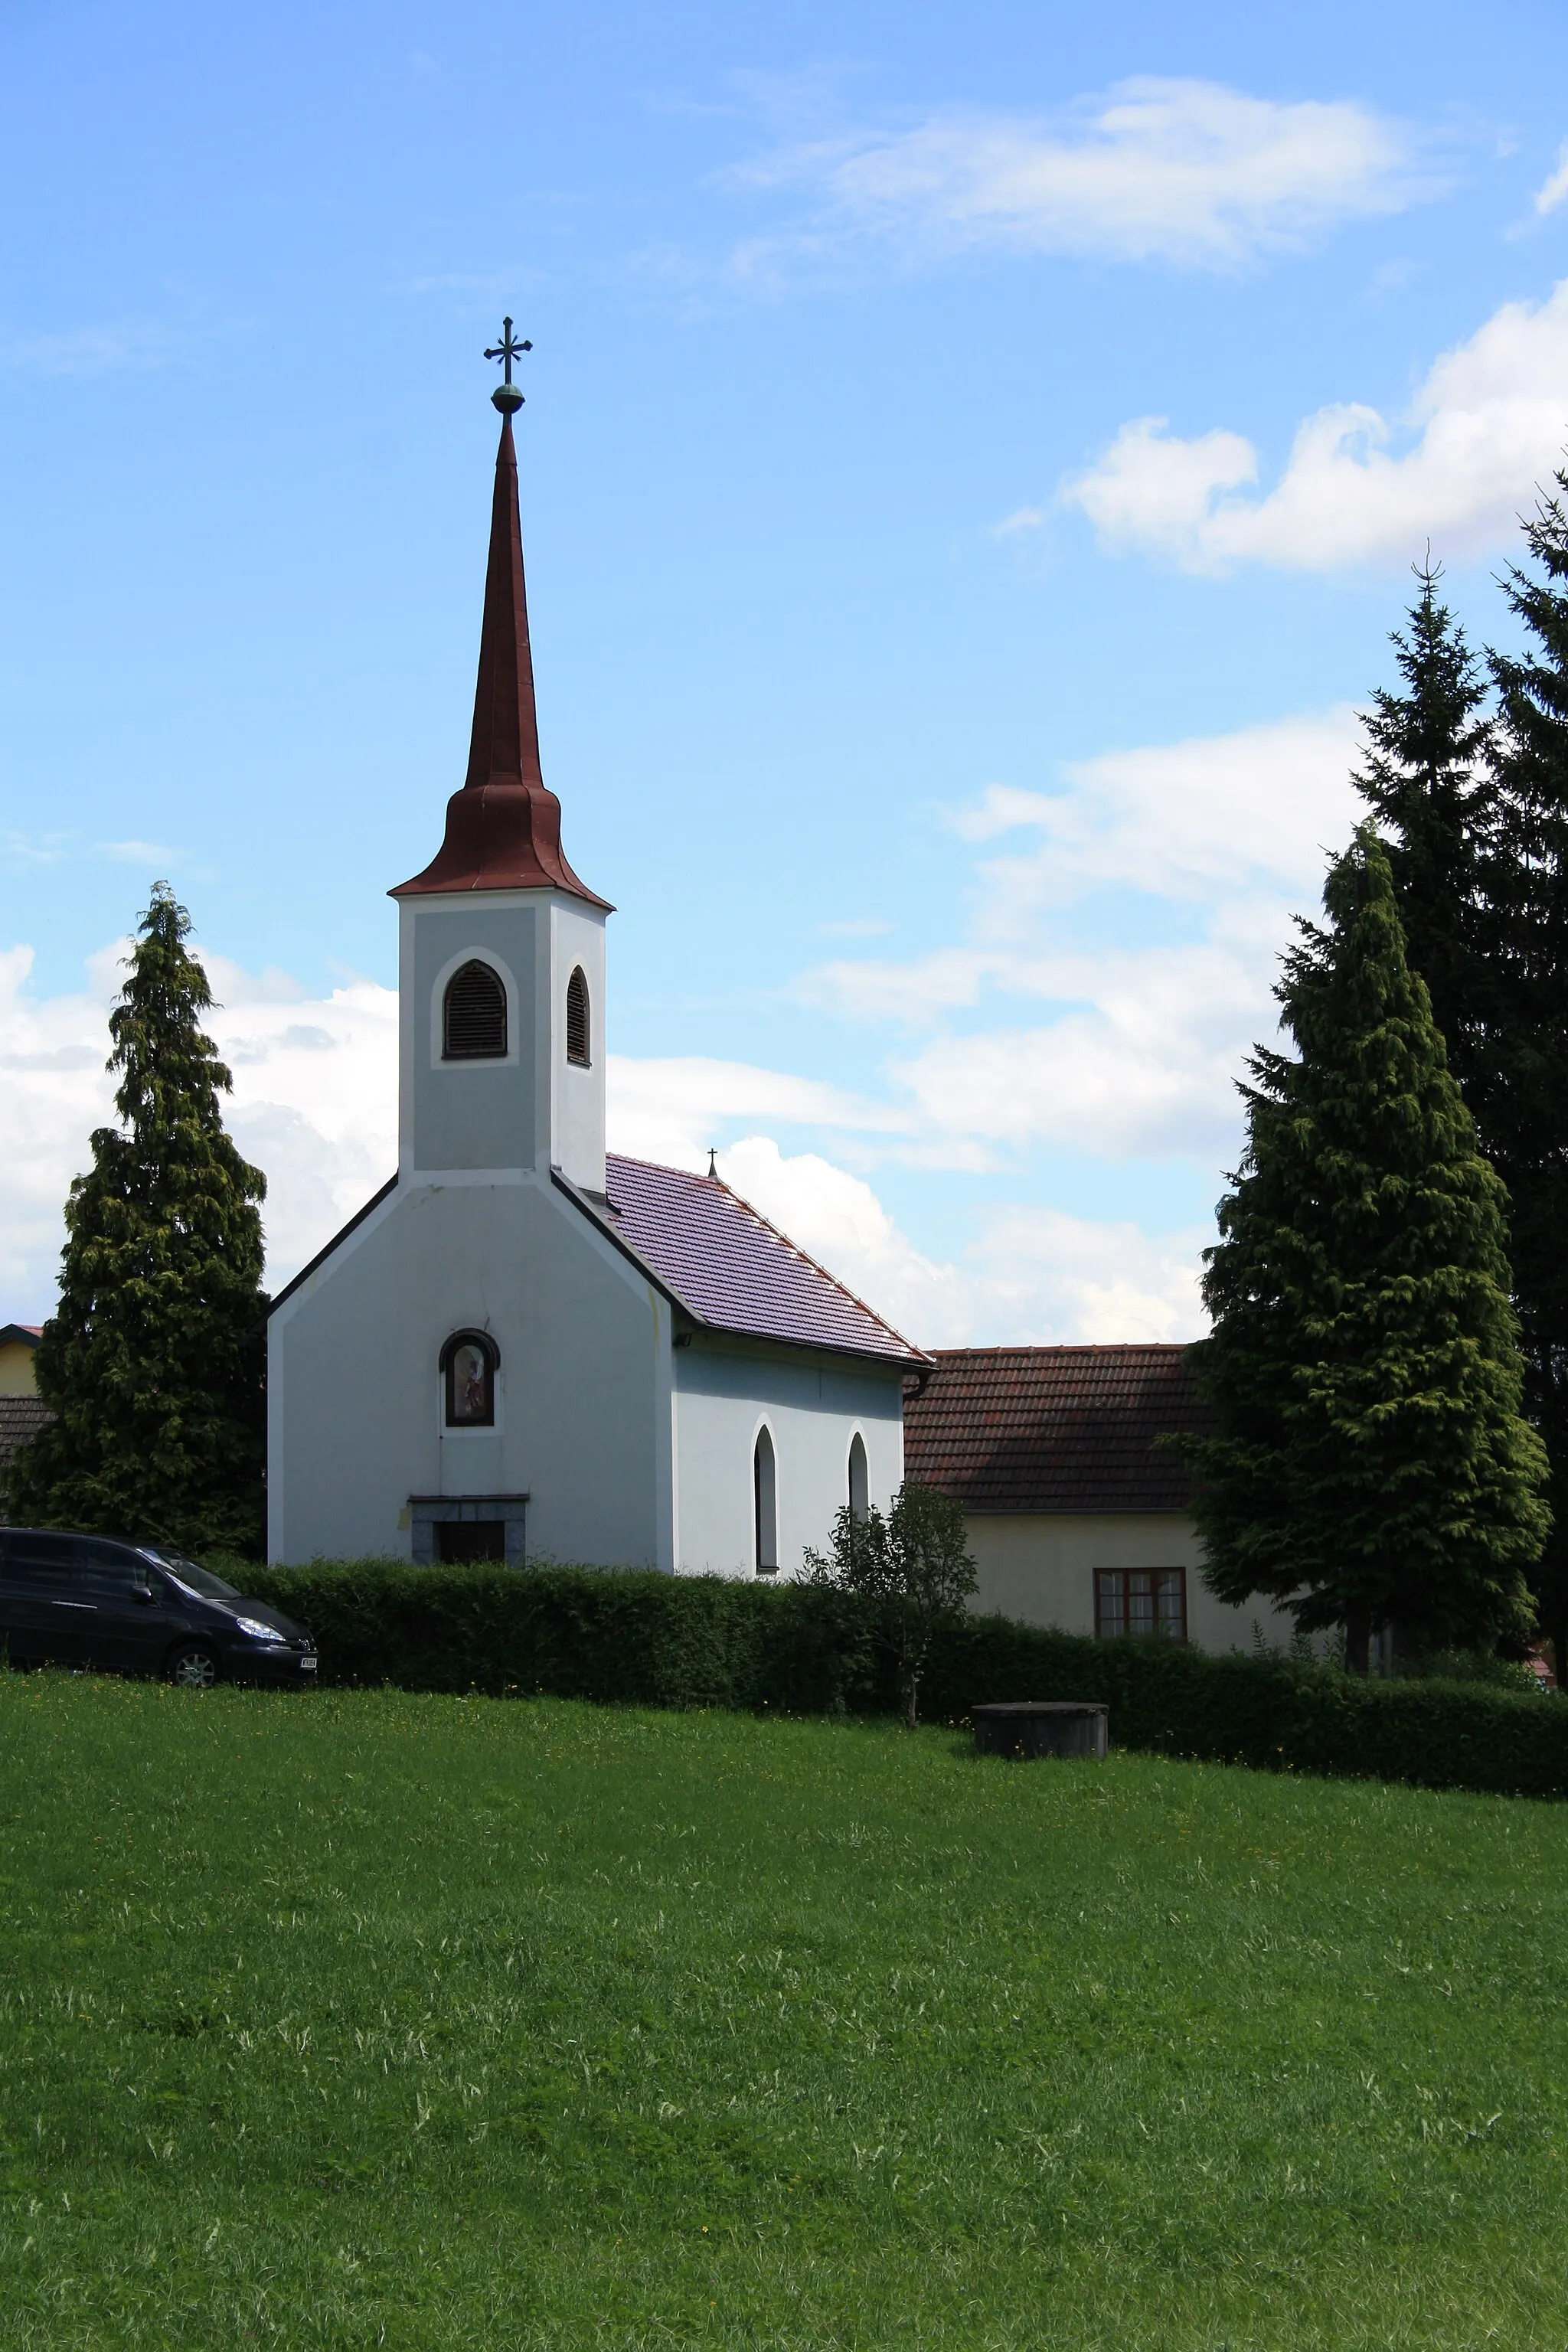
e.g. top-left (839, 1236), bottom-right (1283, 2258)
top-left (393, 403), bottom-right (609, 905)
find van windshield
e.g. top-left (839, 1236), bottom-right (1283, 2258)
top-left (141, 1550), bottom-right (240, 1602)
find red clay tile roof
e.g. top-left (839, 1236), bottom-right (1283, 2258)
top-left (903, 1344), bottom-right (1211, 1514)
top-left (585, 1153), bottom-right (923, 1367)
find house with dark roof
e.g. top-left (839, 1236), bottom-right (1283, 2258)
top-left (0, 1323), bottom-right (41, 1398)
top-left (0, 1328), bottom-right (49, 1530)
top-left (267, 378), bottom-right (923, 1573)
top-left (905, 1345), bottom-right (1299, 1654)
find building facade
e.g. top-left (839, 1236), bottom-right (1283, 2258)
top-left (267, 388), bottom-right (920, 1573)
top-left (905, 1344), bottom-right (1302, 1656)
top-left (0, 1325), bottom-right (47, 1528)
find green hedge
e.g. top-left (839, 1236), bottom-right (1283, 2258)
top-left (240, 1559), bottom-right (1568, 1802)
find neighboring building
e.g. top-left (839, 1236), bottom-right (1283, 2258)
top-left (0, 1324), bottom-right (41, 1396)
top-left (905, 1344), bottom-right (1300, 1655)
top-left (0, 1326), bottom-right (48, 1527)
top-left (267, 387), bottom-right (923, 1573)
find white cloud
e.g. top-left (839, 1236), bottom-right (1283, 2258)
top-left (793, 707), bottom-right (1365, 1168)
top-left (714, 1138), bottom-right (1204, 1344)
top-left (0, 940), bottom-right (397, 1316)
top-left (1060, 279), bottom-right (1568, 571)
top-left (801, 710), bottom-right (1361, 1135)
top-left (1, 699), bottom-right (1357, 1341)
top-left (1534, 143), bottom-right (1568, 217)
top-left (957, 706), bottom-right (1364, 913)
top-left (606, 1054), bottom-right (910, 1173)
top-left (730, 78), bottom-right (1434, 276)
top-left (0, 942), bottom-right (121, 1309)
top-left (886, 942), bottom-right (1262, 1161)
top-left (0, 938), bottom-right (1206, 1346)
top-left (201, 955), bottom-right (399, 1283)
top-left (612, 710), bottom-right (1362, 1197)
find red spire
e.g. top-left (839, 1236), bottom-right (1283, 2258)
top-left (393, 413), bottom-right (609, 905)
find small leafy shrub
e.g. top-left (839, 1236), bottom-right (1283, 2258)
top-left (234, 1557), bottom-right (1568, 1802)
top-left (804, 1481), bottom-right (977, 1728)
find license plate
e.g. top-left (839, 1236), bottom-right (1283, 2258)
top-left (300, 1656), bottom-right (318, 1672)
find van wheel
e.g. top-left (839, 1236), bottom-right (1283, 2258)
top-left (167, 1644), bottom-right (220, 1690)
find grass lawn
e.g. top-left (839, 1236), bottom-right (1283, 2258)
top-left (2, 1679), bottom-right (1566, 2349)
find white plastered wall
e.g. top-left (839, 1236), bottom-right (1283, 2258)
top-left (397, 887), bottom-right (608, 1189)
top-left (268, 1176), bottom-right (671, 1569)
top-left (549, 897), bottom-right (607, 1194)
top-left (965, 1511), bottom-right (1302, 1656)
top-left (672, 1338), bottom-right (905, 1578)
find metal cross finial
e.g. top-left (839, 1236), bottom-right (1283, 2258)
top-left (485, 317), bottom-right (531, 386)
top-left (485, 318), bottom-right (532, 413)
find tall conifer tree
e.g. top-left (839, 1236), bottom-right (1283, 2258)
top-left (1483, 472), bottom-right (1568, 1677)
top-left (5, 885), bottom-right (268, 1553)
top-left (1354, 560), bottom-right (1493, 1109)
top-left (1186, 829), bottom-right (1547, 1671)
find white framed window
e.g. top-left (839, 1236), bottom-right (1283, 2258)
top-left (1095, 1568), bottom-right (1186, 1642)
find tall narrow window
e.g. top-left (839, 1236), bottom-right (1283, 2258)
top-left (566, 965), bottom-right (591, 1067)
top-left (443, 961), bottom-right (507, 1060)
top-left (753, 1427), bottom-right (778, 1576)
top-left (848, 1432), bottom-right (869, 1521)
top-left (441, 1330), bottom-right (498, 1428)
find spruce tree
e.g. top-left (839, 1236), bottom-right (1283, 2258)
top-left (5, 884), bottom-right (268, 1553)
top-left (1483, 472), bottom-right (1568, 1680)
top-left (1185, 828), bottom-right (1547, 1671)
top-left (1354, 559), bottom-right (1493, 1111)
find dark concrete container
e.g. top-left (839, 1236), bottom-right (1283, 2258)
top-left (972, 1701), bottom-right (1109, 1760)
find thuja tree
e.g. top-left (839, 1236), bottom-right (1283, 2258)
top-left (5, 885), bottom-right (268, 1553)
top-left (1184, 828), bottom-right (1547, 1671)
top-left (1481, 476), bottom-right (1568, 1679)
top-left (805, 1480), bottom-right (977, 1728)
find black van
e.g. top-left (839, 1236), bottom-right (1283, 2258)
top-left (0, 1528), bottom-right (317, 1687)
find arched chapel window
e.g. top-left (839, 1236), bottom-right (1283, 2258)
top-left (753, 1426), bottom-right (778, 1576)
top-left (443, 961), bottom-right (507, 1060)
top-left (848, 1432), bottom-right (869, 1522)
top-left (442, 1330), bottom-right (498, 1428)
top-left (566, 965), bottom-right (591, 1067)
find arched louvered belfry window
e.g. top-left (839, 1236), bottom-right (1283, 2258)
top-left (566, 965), bottom-right (591, 1068)
top-left (753, 1426), bottom-right (778, 1576)
top-left (848, 1432), bottom-right (869, 1522)
top-left (441, 1330), bottom-right (498, 1427)
top-left (443, 961), bottom-right (508, 1060)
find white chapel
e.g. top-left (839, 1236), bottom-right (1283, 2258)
top-left (266, 364), bottom-right (922, 1574)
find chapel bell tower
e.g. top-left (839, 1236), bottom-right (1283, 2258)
top-left (390, 323), bottom-right (612, 1196)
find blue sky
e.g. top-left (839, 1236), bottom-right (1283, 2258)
top-left (5, 0), bottom-right (1568, 1339)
